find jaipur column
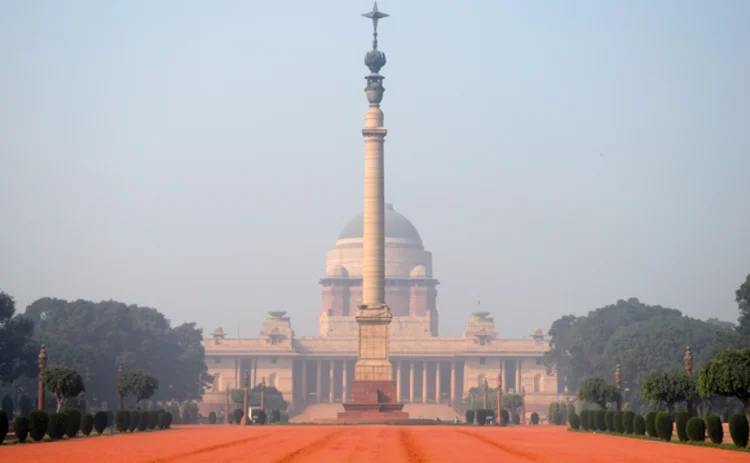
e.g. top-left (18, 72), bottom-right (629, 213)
top-left (422, 361), bottom-right (428, 404)
top-left (409, 360), bottom-right (415, 403)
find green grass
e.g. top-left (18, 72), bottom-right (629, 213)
top-left (567, 428), bottom-right (750, 453)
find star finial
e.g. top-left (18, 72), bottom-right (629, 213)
top-left (362, 2), bottom-right (389, 49)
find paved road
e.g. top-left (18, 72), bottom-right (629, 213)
top-left (1, 425), bottom-right (747, 462)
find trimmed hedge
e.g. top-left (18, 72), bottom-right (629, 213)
top-left (94, 411), bottom-right (108, 434)
top-left (106, 411), bottom-right (114, 429)
top-left (128, 410), bottom-right (139, 432)
top-left (569, 413), bottom-right (581, 430)
top-left (595, 410), bottom-right (606, 431)
top-left (512, 412), bottom-right (521, 425)
top-left (0, 411), bottom-right (7, 444)
top-left (501, 409), bottom-right (510, 426)
top-left (63, 408), bottom-right (81, 438)
top-left (465, 410), bottom-right (475, 424)
top-left (81, 413), bottom-right (94, 436)
top-left (14, 416), bottom-right (30, 443)
top-left (675, 410), bottom-right (690, 442)
top-left (605, 411), bottom-right (616, 432)
top-left (148, 410), bottom-right (159, 430)
top-left (614, 411), bottom-right (624, 433)
top-left (530, 412), bottom-right (540, 425)
top-left (233, 409), bottom-right (243, 425)
top-left (208, 411), bottom-right (217, 424)
top-left (580, 410), bottom-right (590, 431)
top-left (645, 411), bottom-right (658, 438)
top-left (686, 417), bottom-right (705, 442)
top-left (29, 410), bottom-right (49, 442)
top-left (633, 414), bottom-right (646, 436)
top-left (728, 413), bottom-right (749, 448)
top-left (623, 411), bottom-right (635, 434)
top-left (138, 411), bottom-right (149, 431)
top-left (706, 414), bottom-right (723, 445)
top-left (115, 410), bottom-right (129, 432)
top-left (270, 409), bottom-right (281, 423)
top-left (253, 410), bottom-right (267, 425)
top-left (47, 413), bottom-right (67, 440)
top-left (655, 412), bottom-right (673, 442)
top-left (476, 409), bottom-right (487, 425)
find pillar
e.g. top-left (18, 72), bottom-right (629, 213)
top-left (38, 345), bottom-right (47, 411)
top-left (422, 360), bottom-right (428, 404)
top-left (409, 360), bottom-right (415, 403)
top-left (501, 359), bottom-right (507, 392)
top-left (316, 359), bottom-right (322, 404)
top-left (302, 359), bottom-right (308, 404)
top-left (516, 359), bottom-right (522, 392)
top-left (450, 359), bottom-right (456, 405)
top-left (329, 360), bottom-right (335, 403)
top-left (435, 361), bottom-right (441, 404)
top-left (396, 360), bottom-right (402, 401)
top-left (342, 360), bottom-right (348, 402)
top-left (250, 358), bottom-right (256, 387)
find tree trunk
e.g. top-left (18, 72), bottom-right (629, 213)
top-left (56, 395), bottom-right (64, 413)
top-left (743, 400), bottom-right (750, 426)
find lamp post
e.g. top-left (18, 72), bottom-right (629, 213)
top-left (38, 344), bottom-right (47, 410)
top-left (225, 384), bottom-right (230, 424)
top-left (497, 372), bottom-right (503, 426)
top-left (118, 360), bottom-right (125, 409)
top-left (260, 376), bottom-right (266, 411)
top-left (684, 345), bottom-right (694, 416)
top-left (243, 370), bottom-right (249, 426)
top-left (482, 377), bottom-right (488, 410)
top-left (615, 364), bottom-right (622, 411)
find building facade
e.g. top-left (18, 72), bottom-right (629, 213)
top-left (201, 206), bottom-right (564, 419)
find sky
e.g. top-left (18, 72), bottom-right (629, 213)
top-left (1, 0), bottom-right (748, 338)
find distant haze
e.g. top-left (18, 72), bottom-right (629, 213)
top-left (1, 1), bottom-right (748, 338)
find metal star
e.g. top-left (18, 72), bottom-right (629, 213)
top-left (362, 2), bottom-right (389, 34)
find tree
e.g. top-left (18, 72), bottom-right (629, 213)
top-left (578, 377), bottom-right (619, 409)
top-left (698, 348), bottom-right (750, 424)
top-left (41, 366), bottom-right (85, 412)
top-left (116, 370), bottom-right (158, 408)
top-left (21, 298), bottom-right (209, 406)
top-left (0, 291), bottom-right (36, 383)
top-left (641, 371), bottom-right (697, 414)
top-left (502, 393), bottom-right (523, 415)
top-left (735, 275), bottom-right (750, 340)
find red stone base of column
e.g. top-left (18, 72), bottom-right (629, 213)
top-left (335, 380), bottom-right (417, 423)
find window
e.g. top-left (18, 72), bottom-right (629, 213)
top-left (214, 357), bottom-right (221, 364)
top-left (479, 357), bottom-right (486, 365)
top-left (271, 356), bottom-right (278, 364)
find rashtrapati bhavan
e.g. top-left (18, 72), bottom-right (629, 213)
top-left (201, 205), bottom-right (565, 420)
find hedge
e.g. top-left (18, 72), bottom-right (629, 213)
top-left (580, 410), bottom-right (590, 431)
top-left (138, 411), bottom-right (149, 431)
top-left (633, 414), bottom-right (646, 436)
top-left (645, 411), bottom-right (658, 438)
top-left (614, 411), bottom-right (624, 433)
top-left (728, 413), bottom-right (749, 448)
top-left (605, 411), bottom-right (616, 432)
top-left (94, 411), bottom-right (108, 435)
top-left (14, 416), bottom-right (30, 443)
top-left (63, 408), bottom-right (81, 438)
top-left (29, 410), bottom-right (49, 442)
top-left (675, 410), bottom-right (690, 442)
top-left (530, 412), bottom-right (540, 425)
top-left (595, 410), bottom-right (606, 431)
top-left (655, 412), bottom-right (673, 442)
top-left (81, 413), bottom-right (94, 436)
top-left (148, 410), bottom-right (159, 430)
top-left (465, 410), bottom-right (475, 424)
top-left (208, 411), bottom-right (217, 424)
top-left (706, 415), bottom-right (723, 445)
top-left (623, 411), bottom-right (635, 434)
top-left (686, 417), bottom-right (705, 442)
top-left (501, 409), bottom-right (510, 426)
top-left (253, 410), bottom-right (267, 425)
top-left (47, 413), bottom-right (67, 440)
top-left (115, 410), bottom-right (129, 432)
top-left (128, 410), bottom-right (139, 432)
top-left (0, 411), bottom-right (7, 444)
top-left (569, 413), bottom-right (581, 430)
top-left (476, 409), bottom-right (487, 425)
top-left (512, 412), bottom-right (521, 425)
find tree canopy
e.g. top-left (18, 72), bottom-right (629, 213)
top-left (577, 376), bottom-right (619, 409)
top-left (117, 369), bottom-right (159, 406)
top-left (698, 348), bottom-right (750, 423)
top-left (21, 297), bottom-right (210, 405)
top-left (42, 366), bottom-right (85, 412)
top-left (0, 291), bottom-right (36, 383)
top-left (640, 371), bottom-right (697, 413)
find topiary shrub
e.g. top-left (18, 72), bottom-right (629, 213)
top-left (208, 411), bottom-right (217, 424)
top-left (115, 410), bottom-right (129, 432)
top-left (581, 410), bottom-right (591, 431)
top-left (138, 410), bottom-right (149, 431)
top-left (686, 417), bottom-right (705, 442)
top-left (512, 412), bottom-right (521, 425)
top-left (645, 411), bottom-right (658, 438)
top-left (147, 410), bottom-right (159, 430)
top-left (46, 412), bottom-right (67, 440)
top-left (28, 410), bottom-right (49, 442)
top-left (501, 409), bottom-right (510, 426)
top-left (655, 412), bottom-right (673, 442)
top-left (465, 409), bottom-right (475, 424)
top-left (675, 410), bottom-right (690, 442)
top-left (605, 411), bottom-right (616, 432)
top-left (729, 413), bottom-right (749, 448)
top-left (623, 411), bottom-right (635, 434)
top-left (14, 416), bottom-right (30, 443)
top-left (530, 412), bottom-right (539, 425)
top-left (595, 410), bottom-right (606, 431)
top-left (253, 410), bottom-right (267, 425)
top-left (706, 415), bottom-right (723, 445)
top-left (128, 410), bottom-right (139, 432)
top-left (106, 410), bottom-right (114, 430)
top-left (233, 409), bottom-right (243, 425)
top-left (614, 411), bottom-right (624, 433)
top-left (1, 395), bottom-right (13, 420)
top-left (63, 408), bottom-right (81, 438)
top-left (270, 409), bottom-right (281, 423)
top-left (569, 413), bottom-right (581, 430)
top-left (164, 412), bottom-right (173, 429)
top-left (633, 415), bottom-right (646, 435)
top-left (0, 411), bottom-right (7, 444)
top-left (81, 413), bottom-right (94, 436)
top-left (476, 409), bottom-right (487, 426)
top-left (93, 411), bottom-right (108, 434)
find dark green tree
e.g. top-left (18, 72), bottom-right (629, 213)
top-left (41, 366), bottom-right (85, 412)
top-left (116, 370), bottom-right (158, 408)
top-left (578, 377), bottom-right (618, 409)
top-left (640, 371), bottom-right (697, 415)
top-left (0, 291), bottom-right (36, 383)
top-left (698, 348), bottom-right (750, 424)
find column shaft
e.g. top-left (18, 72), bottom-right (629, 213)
top-left (450, 359), bottom-right (456, 405)
top-left (302, 360), bottom-right (308, 404)
top-left (409, 360), bottom-right (415, 403)
top-left (435, 361), bottom-right (441, 404)
top-left (422, 361), bottom-right (428, 404)
top-left (316, 360), bottom-right (322, 404)
top-left (329, 360), bottom-right (335, 403)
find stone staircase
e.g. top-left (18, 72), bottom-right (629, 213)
top-left (290, 403), bottom-right (462, 423)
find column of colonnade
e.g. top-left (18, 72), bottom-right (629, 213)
top-left (390, 359), bottom-right (463, 405)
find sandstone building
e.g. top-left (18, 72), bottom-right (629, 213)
top-left (201, 206), bottom-right (565, 420)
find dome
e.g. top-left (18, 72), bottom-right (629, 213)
top-left (337, 203), bottom-right (422, 245)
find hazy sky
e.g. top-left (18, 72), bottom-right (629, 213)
top-left (1, 1), bottom-right (748, 338)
